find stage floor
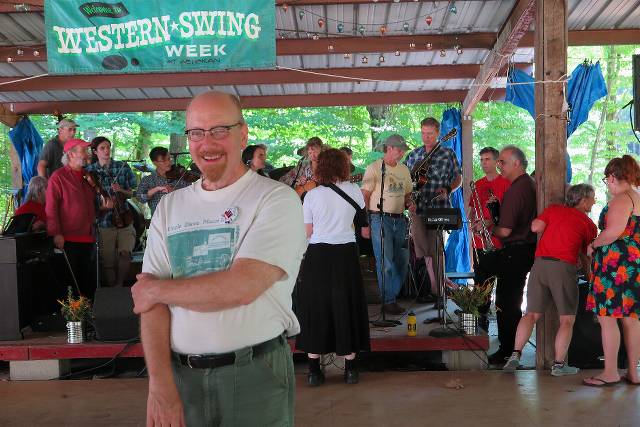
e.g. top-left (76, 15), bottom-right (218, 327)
top-left (0, 369), bottom-right (637, 426)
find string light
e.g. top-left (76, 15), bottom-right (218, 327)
top-left (328, 45), bottom-right (334, 52)
top-left (14, 3), bottom-right (30, 12)
top-left (409, 42), bottom-right (416, 49)
top-left (425, 15), bottom-right (433, 26)
top-left (298, 10), bottom-right (304, 20)
top-left (450, 3), bottom-right (458, 14)
top-left (318, 18), bottom-right (325, 28)
top-left (16, 49), bottom-right (24, 56)
top-left (33, 50), bottom-right (40, 57)
top-left (379, 55), bottom-right (385, 63)
top-left (343, 53), bottom-right (351, 59)
top-left (361, 56), bottom-right (368, 64)
top-left (456, 46), bottom-right (464, 55)
top-left (426, 42), bottom-right (433, 50)
top-left (358, 25), bottom-right (365, 36)
top-left (312, 34), bottom-right (319, 40)
top-left (440, 49), bottom-right (447, 57)
top-left (403, 22), bottom-right (410, 32)
top-left (394, 50), bottom-right (401, 56)
top-left (281, 3), bottom-right (288, 12)
top-left (7, 57), bottom-right (13, 63)
top-left (379, 25), bottom-right (387, 35)
top-left (337, 23), bottom-right (344, 33)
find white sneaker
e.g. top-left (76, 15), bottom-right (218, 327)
top-left (502, 352), bottom-right (520, 372)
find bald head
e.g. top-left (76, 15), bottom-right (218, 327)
top-left (186, 91), bottom-right (244, 123)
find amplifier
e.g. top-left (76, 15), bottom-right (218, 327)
top-left (421, 208), bottom-right (462, 230)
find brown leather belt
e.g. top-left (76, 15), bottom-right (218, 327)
top-left (174, 334), bottom-right (284, 369)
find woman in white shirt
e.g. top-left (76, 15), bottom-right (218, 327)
top-left (296, 148), bottom-right (371, 386)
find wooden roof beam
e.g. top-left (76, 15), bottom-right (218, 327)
top-left (6, 89), bottom-right (506, 114)
top-left (0, 64), bottom-right (531, 92)
top-left (462, 0), bottom-right (535, 116)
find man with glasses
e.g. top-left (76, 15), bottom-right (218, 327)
top-left (136, 146), bottom-right (190, 217)
top-left (485, 145), bottom-right (537, 365)
top-left (131, 91), bottom-right (306, 426)
top-left (37, 118), bottom-right (78, 178)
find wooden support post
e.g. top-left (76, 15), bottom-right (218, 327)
top-left (534, 0), bottom-right (568, 370)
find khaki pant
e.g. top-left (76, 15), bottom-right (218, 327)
top-left (172, 334), bottom-right (295, 427)
top-left (98, 224), bottom-right (135, 287)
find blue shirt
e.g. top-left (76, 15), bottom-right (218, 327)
top-left (85, 159), bottom-right (137, 228)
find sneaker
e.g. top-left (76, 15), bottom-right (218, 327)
top-left (551, 363), bottom-right (579, 377)
top-left (502, 352), bottom-right (520, 372)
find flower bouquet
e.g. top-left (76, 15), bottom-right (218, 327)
top-left (58, 287), bottom-right (91, 343)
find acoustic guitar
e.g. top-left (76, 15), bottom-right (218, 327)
top-left (410, 128), bottom-right (458, 191)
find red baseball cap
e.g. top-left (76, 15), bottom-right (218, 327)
top-left (63, 138), bottom-right (90, 153)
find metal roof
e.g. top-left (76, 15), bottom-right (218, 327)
top-left (0, 0), bottom-right (638, 112)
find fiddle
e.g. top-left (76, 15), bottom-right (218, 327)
top-left (83, 171), bottom-right (133, 228)
top-left (165, 164), bottom-right (200, 184)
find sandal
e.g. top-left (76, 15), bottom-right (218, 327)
top-left (582, 376), bottom-right (621, 387)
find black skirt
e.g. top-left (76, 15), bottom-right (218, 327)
top-left (295, 242), bottom-right (371, 355)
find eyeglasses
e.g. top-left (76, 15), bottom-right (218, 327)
top-left (601, 176), bottom-right (609, 184)
top-left (185, 122), bottom-right (243, 142)
top-left (497, 159), bottom-right (506, 165)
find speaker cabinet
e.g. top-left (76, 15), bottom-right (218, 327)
top-left (92, 287), bottom-right (139, 342)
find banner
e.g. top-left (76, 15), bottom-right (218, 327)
top-left (44, 0), bottom-right (275, 74)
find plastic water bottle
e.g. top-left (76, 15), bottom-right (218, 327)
top-left (407, 311), bottom-right (417, 336)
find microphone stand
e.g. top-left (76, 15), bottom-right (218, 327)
top-left (371, 160), bottom-right (401, 327)
top-left (289, 156), bottom-right (306, 189)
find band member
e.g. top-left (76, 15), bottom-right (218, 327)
top-left (131, 91), bottom-right (306, 426)
top-left (362, 135), bottom-right (413, 315)
top-left (85, 137), bottom-right (137, 287)
top-left (37, 118), bottom-right (78, 178)
top-left (280, 137), bottom-right (322, 198)
top-left (136, 146), bottom-right (190, 217)
top-left (404, 117), bottom-right (462, 310)
top-left (14, 176), bottom-right (48, 231)
top-left (470, 147), bottom-right (511, 328)
top-left (503, 184), bottom-right (597, 375)
top-left (339, 146), bottom-right (365, 184)
top-left (297, 148), bottom-right (371, 386)
top-left (242, 144), bottom-right (269, 177)
top-left (487, 145), bottom-right (536, 365)
top-left (45, 138), bottom-right (111, 300)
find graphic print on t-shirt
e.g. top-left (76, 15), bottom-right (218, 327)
top-left (167, 224), bottom-right (239, 278)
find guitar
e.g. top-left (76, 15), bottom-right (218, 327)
top-left (410, 128), bottom-right (458, 191)
top-left (294, 174), bottom-right (363, 199)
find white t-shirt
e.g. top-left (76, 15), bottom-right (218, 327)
top-left (142, 170), bottom-right (307, 354)
top-left (303, 181), bottom-right (365, 245)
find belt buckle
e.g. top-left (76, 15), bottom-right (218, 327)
top-left (186, 355), bottom-right (198, 368)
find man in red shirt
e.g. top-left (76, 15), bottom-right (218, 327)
top-left (470, 147), bottom-right (510, 329)
top-left (46, 138), bottom-right (112, 299)
top-left (503, 184), bottom-right (597, 376)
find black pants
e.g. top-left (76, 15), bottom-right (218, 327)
top-left (479, 243), bottom-right (535, 354)
top-left (473, 250), bottom-right (497, 317)
top-left (60, 242), bottom-right (97, 301)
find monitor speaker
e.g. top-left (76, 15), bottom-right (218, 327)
top-left (92, 287), bottom-right (139, 342)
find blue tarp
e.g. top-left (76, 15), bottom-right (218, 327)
top-left (505, 63), bottom-right (607, 183)
top-left (440, 108), bottom-right (471, 276)
top-left (8, 117), bottom-right (44, 201)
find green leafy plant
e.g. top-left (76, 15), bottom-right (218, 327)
top-left (57, 287), bottom-right (91, 322)
top-left (449, 277), bottom-right (496, 317)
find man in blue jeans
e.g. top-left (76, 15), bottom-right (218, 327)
top-left (361, 134), bottom-right (413, 315)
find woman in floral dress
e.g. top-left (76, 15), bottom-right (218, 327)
top-left (585, 155), bottom-right (640, 386)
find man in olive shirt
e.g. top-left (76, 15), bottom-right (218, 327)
top-left (37, 118), bottom-right (78, 178)
top-left (361, 134), bottom-right (413, 315)
top-left (487, 145), bottom-right (537, 365)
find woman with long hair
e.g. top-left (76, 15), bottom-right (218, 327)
top-left (584, 155), bottom-right (640, 386)
top-left (295, 148), bottom-right (371, 386)
top-left (14, 175), bottom-right (48, 230)
top-left (241, 144), bottom-right (268, 177)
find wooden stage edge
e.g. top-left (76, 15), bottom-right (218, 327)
top-left (0, 334), bottom-right (488, 362)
